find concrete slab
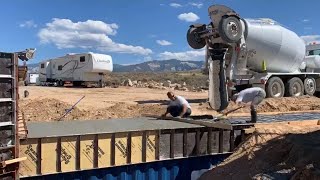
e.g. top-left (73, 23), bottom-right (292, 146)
top-left (26, 117), bottom-right (203, 138)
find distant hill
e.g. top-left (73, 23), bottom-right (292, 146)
top-left (26, 63), bottom-right (39, 73)
top-left (113, 59), bottom-right (204, 72)
top-left (26, 59), bottom-right (204, 73)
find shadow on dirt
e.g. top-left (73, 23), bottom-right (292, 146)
top-left (135, 98), bottom-right (207, 105)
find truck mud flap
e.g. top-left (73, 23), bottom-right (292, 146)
top-left (208, 48), bottom-right (229, 111)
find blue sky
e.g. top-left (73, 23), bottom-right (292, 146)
top-left (0, 0), bottom-right (318, 65)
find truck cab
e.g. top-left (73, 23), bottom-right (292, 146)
top-left (306, 43), bottom-right (320, 56)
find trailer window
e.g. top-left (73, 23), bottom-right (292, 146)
top-left (80, 56), bottom-right (85, 62)
top-left (41, 64), bottom-right (45, 68)
top-left (58, 65), bottom-right (63, 71)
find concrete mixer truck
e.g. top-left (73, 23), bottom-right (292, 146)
top-left (186, 4), bottom-right (320, 111)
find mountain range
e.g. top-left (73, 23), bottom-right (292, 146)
top-left (26, 59), bottom-right (204, 73)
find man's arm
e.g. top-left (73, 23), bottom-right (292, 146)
top-left (161, 106), bottom-right (169, 117)
top-left (162, 109), bottom-right (169, 117)
top-left (179, 104), bottom-right (188, 117)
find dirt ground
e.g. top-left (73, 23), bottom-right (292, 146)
top-left (200, 121), bottom-right (320, 180)
top-left (19, 86), bottom-right (320, 179)
top-left (19, 86), bottom-right (320, 121)
top-left (19, 86), bottom-right (208, 121)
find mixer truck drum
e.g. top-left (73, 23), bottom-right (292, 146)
top-left (218, 16), bottom-right (242, 43)
top-left (187, 25), bottom-right (206, 49)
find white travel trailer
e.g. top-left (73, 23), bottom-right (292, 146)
top-left (26, 73), bottom-right (39, 85)
top-left (39, 52), bottom-right (113, 87)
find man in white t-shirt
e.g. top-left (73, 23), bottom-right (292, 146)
top-left (162, 91), bottom-right (192, 118)
top-left (231, 87), bottom-right (266, 123)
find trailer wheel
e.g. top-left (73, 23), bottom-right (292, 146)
top-left (58, 80), bottom-right (64, 87)
top-left (266, 77), bottom-right (285, 98)
top-left (285, 77), bottom-right (304, 97)
top-left (219, 16), bottom-right (243, 43)
top-left (304, 77), bottom-right (316, 96)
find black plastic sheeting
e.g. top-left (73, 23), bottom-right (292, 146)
top-left (228, 112), bottom-right (320, 124)
top-left (189, 112), bottom-right (320, 126)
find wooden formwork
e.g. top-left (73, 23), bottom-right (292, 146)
top-left (19, 131), bottom-right (158, 177)
top-left (19, 124), bottom-right (252, 178)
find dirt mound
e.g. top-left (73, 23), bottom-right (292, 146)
top-left (20, 95), bottom-right (320, 121)
top-left (20, 98), bottom-right (87, 121)
top-left (215, 96), bottom-right (320, 114)
top-left (97, 102), bottom-right (165, 119)
top-left (20, 98), bottom-right (166, 121)
top-left (200, 123), bottom-right (320, 180)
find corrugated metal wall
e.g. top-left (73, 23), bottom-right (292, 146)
top-left (0, 52), bottom-right (20, 179)
top-left (22, 154), bottom-right (230, 180)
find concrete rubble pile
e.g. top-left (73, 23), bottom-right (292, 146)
top-left (120, 79), bottom-right (208, 92)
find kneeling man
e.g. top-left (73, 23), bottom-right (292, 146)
top-left (162, 91), bottom-right (192, 118)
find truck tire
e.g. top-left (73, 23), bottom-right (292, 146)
top-left (219, 16), bottom-right (243, 43)
top-left (304, 77), bottom-right (316, 96)
top-left (285, 77), bottom-right (304, 97)
top-left (266, 77), bottom-right (285, 98)
top-left (187, 26), bottom-right (206, 49)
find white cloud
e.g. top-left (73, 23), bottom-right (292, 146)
top-left (302, 19), bottom-right (310, 22)
top-left (178, 12), bottom-right (200, 22)
top-left (189, 2), bottom-right (203, 8)
top-left (300, 35), bottom-right (320, 44)
top-left (156, 40), bottom-right (172, 46)
top-left (158, 50), bottom-right (205, 61)
top-left (170, 3), bottom-right (182, 8)
top-left (148, 34), bottom-right (157, 38)
top-left (38, 18), bottom-right (152, 55)
top-left (19, 20), bottom-right (37, 28)
top-left (169, 2), bottom-right (203, 8)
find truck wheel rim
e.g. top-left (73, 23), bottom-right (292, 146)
top-left (227, 21), bottom-right (240, 38)
top-left (306, 79), bottom-right (315, 93)
top-left (271, 82), bottom-right (282, 97)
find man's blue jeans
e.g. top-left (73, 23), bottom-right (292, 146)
top-left (167, 105), bottom-right (191, 118)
